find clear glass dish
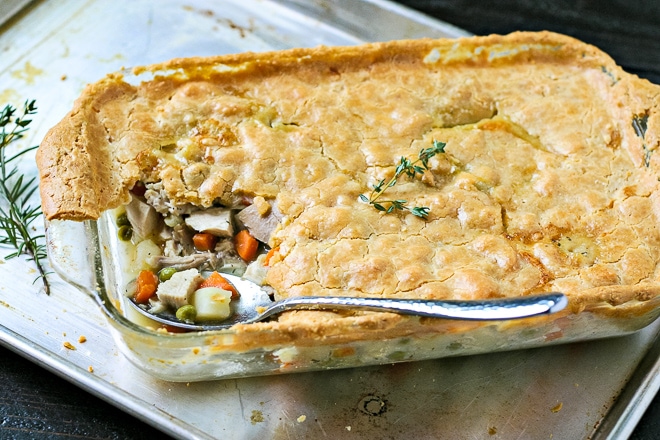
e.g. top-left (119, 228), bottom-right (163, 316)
top-left (46, 215), bottom-right (660, 382)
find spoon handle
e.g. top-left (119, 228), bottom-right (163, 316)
top-left (260, 293), bottom-right (567, 322)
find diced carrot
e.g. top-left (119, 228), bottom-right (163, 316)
top-left (134, 270), bottom-right (158, 304)
top-left (161, 325), bottom-right (189, 334)
top-left (130, 181), bottom-right (146, 197)
top-left (234, 229), bottom-right (259, 262)
top-left (264, 246), bottom-right (280, 266)
top-left (198, 271), bottom-right (239, 298)
top-left (192, 232), bottom-right (217, 251)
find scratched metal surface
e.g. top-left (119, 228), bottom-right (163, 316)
top-left (0, 0), bottom-right (658, 439)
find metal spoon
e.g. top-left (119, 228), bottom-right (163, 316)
top-left (128, 273), bottom-right (568, 331)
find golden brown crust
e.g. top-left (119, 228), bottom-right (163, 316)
top-left (37, 77), bottom-right (139, 220)
top-left (37, 31), bottom-right (660, 318)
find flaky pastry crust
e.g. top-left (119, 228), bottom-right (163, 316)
top-left (37, 31), bottom-right (660, 330)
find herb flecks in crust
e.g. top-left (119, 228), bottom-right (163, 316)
top-left (632, 112), bottom-right (652, 167)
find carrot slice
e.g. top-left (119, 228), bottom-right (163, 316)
top-left (134, 270), bottom-right (158, 304)
top-left (192, 232), bottom-right (218, 251)
top-left (130, 181), bottom-right (146, 197)
top-left (198, 271), bottom-right (239, 298)
top-left (234, 229), bottom-right (259, 262)
top-left (264, 246), bottom-right (280, 266)
top-left (161, 325), bottom-right (189, 334)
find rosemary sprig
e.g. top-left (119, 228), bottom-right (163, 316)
top-left (0, 100), bottom-right (50, 294)
top-left (360, 140), bottom-right (446, 218)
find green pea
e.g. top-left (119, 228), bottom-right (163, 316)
top-left (116, 212), bottom-right (130, 227)
top-left (387, 351), bottom-right (407, 361)
top-left (117, 224), bottom-right (132, 241)
top-left (158, 267), bottom-right (177, 282)
top-left (176, 304), bottom-right (197, 323)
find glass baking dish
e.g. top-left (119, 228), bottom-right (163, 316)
top-left (45, 215), bottom-right (660, 382)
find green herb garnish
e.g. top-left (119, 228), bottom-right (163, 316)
top-left (360, 140), bottom-right (446, 218)
top-left (632, 113), bottom-right (651, 167)
top-left (0, 100), bottom-right (50, 294)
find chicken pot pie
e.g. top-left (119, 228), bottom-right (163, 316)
top-left (38, 32), bottom-right (660, 340)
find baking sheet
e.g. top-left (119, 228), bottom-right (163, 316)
top-left (0, 0), bottom-right (657, 438)
top-left (0, 0), bottom-right (32, 27)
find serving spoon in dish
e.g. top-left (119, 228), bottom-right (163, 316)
top-left (128, 273), bottom-right (568, 331)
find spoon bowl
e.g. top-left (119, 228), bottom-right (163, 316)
top-left (128, 273), bottom-right (568, 331)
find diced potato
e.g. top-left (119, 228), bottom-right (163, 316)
top-left (243, 253), bottom-right (268, 286)
top-left (192, 287), bottom-right (232, 321)
top-left (132, 239), bottom-right (162, 273)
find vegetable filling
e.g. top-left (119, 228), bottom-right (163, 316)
top-left (121, 182), bottom-right (277, 326)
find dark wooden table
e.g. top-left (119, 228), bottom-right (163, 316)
top-left (1, 1), bottom-right (658, 438)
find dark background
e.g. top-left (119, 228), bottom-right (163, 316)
top-left (1, 0), bottom-right (658, 438)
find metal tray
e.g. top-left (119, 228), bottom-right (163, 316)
top-left (0, 0), bottom-right (657, 438)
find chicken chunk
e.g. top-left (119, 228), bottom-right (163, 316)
top-left (184, 207), bottom-right (233, 237)
top-left (125, 195), bottom-right (162, 241)
top-left (235, 201), bottom-right (282, 244)
top-left (156, 268), bottom-right (203, 310)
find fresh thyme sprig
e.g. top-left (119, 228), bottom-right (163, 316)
top-left (0, 100), bottom-right (50, 294)
top-left (360, 140), bottom-right (446, 218)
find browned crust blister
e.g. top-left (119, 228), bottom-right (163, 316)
top-left (37, 32), bottom-right (660, 334)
